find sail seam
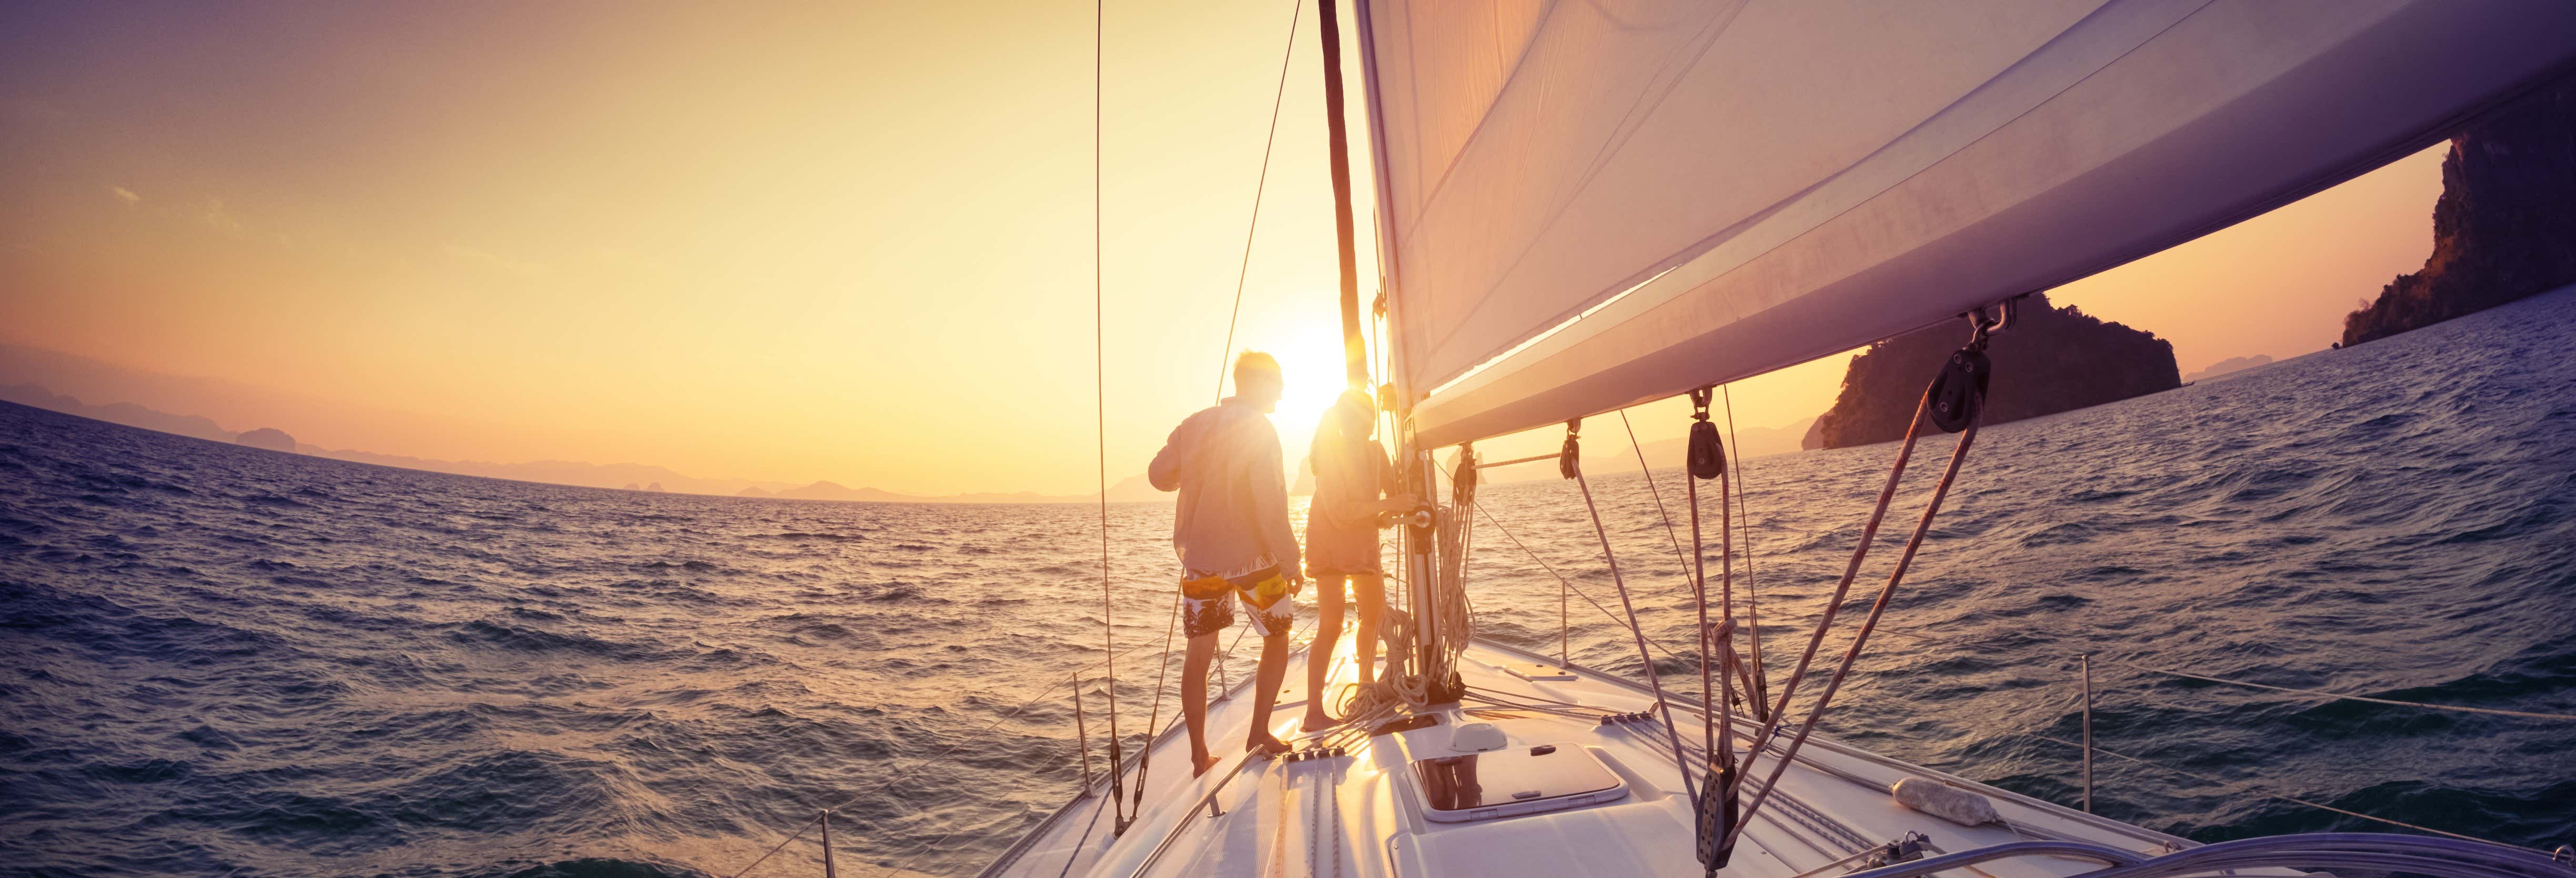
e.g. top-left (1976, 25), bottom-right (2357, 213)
top-left (1413, 0), bottom-right (2209, 398)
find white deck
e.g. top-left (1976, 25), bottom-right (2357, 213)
top-left (982, 636), bottom-right (2253, 878)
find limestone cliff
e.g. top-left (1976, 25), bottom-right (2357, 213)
top-left (1813, 292), bottom-right (2178, 449)
top-left (2342, 75), bottom-right (2576, 346)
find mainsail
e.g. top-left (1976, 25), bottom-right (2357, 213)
top-left (1353, 0), bottom-right (2576, 448)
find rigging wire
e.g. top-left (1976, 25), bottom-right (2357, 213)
top-left (1455, 485), bottom-right (1699, 665)
top-left (1684, 386), bottom-right (1745, 871)
top-left (1707, 602), bottom-right (2576, 723)
top-left (2021, 734), bottom-right (2555, 853)
top-left (1622, 408), bottom-right (1763, 710)
top-left (2103, 663), bottom-right (2576, 721)
top-left (1728, 384), bottom-right (1985, 851)
top-left (1722, 385), bottom-right (1769, 708)
top-left (1211, 0), bottom-right (1306, 401)
top-left (1194, 0), bottom-right (1309, 732)
top-left (1572, 449), bottom-right (1702, 804)
top-left (1125, 596), bottom-right (1183, 820)
top-left (1618, 410), bottom-right (1703, 589)
top-left (1089, 0), bottom-right (1130, 833)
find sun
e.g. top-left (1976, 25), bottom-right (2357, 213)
top-left (1266, 349), bottom-right (1342, 464)
top-left (1239, 313), bottom-right (1362, 477)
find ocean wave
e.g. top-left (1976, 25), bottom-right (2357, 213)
top-left (1, 288), bottom-right (2573, 874)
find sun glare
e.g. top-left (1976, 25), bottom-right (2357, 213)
top-left (1236, 312), bottom-right (1352, 477)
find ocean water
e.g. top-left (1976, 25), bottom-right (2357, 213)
top-left (5, 289), bottom-right (2575, 877)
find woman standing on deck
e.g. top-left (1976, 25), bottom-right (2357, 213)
top-left (1300, 389), bottom-right (1412, 732)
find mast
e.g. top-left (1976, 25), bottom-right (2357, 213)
top-left (1339, 0), bottom-right (1443, 688)
top-left (1318, 0), bottom-right (1365, 389)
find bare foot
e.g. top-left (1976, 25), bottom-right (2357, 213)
top-left (1191, 752), bottom-right (1221, 778)
top-left (1245, 733), bottom-right (1291, 758)
top-left (1299, 709), bottom-right (1339, 733)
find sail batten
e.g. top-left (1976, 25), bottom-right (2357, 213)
top-left (1360, 0), bottom-right (2576, 448)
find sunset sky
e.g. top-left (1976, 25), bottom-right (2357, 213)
top-left (2, 2), bottom-right (2448, 497)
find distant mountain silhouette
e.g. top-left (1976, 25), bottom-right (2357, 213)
top-left (767, 479), bottom-right (1168, 504)
top-left (309, 445), bottom-right (794, 496)
top-left (234, 428), bottom-right (297, 453)
top-left (0, 383), bottom-right (235, 444)
top-left (0, 343), bottom-right (454, 457)
top-left (1, 347), bottom-right (1180, 504)
top-left (2183, 355), bottom-right (2273, 384)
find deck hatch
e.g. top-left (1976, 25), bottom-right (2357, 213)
top-left (1410, 743), bottom-right (1628, 823)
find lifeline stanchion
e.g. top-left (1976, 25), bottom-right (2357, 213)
top-left (2081, 654), bottom-right (2095, 814)
top-left (1072, 672), bottom-right (1095, 795)
top-left (819, 810), bottom-right (838, 878)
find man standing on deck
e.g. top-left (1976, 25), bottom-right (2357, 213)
top-left (1149, 351), bottom-right (1303, 777)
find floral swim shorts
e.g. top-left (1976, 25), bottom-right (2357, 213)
top-left (1180, 564), bottom-right (1295, 639)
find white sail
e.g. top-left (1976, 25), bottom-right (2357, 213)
top-left (1354, 0), bottom-right (2576, 448)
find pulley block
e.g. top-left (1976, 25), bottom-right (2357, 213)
top-left (1926, 348), bottom-right (1989, 433)
top-left (1687, 419), bottom-right (1725, 480)
top-left (1559, 418), bottom-right (1583, 480)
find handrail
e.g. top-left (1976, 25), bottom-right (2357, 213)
top-left (2022, 732), bottom-right (2558, 852)
top-left (1763, 614), bottom-right (2576, 722)
top-left (1841, 834), bottom-right (2576, 878)
top-left (1832, 839), bottom-right (2145, 878)
top-left (1472, 634), bottom-right (2556, 857)
top-left (2074, 832), bottom-right (2576, 878)
top-left (2101, 659), bottom-right (2576, 721)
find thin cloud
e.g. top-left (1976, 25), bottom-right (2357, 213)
top-left (196, 197), bottom-right (244, 233)
top-left (107, 185), bottom-right (140, 205)
top-left (441, 243), bottom-right (550, 279)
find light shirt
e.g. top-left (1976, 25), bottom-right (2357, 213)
top-left (1147, 397), bottom-right (1298, 578)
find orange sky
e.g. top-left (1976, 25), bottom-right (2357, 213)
top-left (0, 3), bottom-right (2444, 496)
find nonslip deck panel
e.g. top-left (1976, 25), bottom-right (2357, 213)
top-left (983, 637), bottom-right (2291, 878)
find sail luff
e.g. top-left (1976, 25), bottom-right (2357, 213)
top-left (1351, 0), bottom-right (1411, 408)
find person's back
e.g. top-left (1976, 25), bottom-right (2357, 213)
top-left (1299, 389), bottom-right (1408, 730)
top-left (1148, 351), bottom-right (1302, 776)
top-left (1150, 400), bottom-right (1294, 581)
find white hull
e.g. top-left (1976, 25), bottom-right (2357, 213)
top-left (981, 634), bottom-right (2272, 878)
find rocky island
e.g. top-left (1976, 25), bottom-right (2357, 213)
top-left (1811, 292), bottom-right (2178, 449)
top-left (2342, 74), bottom-right (2576, 346)
top-left (234, 427), bottom-right (297, 453)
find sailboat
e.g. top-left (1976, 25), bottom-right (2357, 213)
top-left (970, 2), bottom-right (2576, 877)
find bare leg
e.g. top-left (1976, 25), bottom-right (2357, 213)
top-left (1182, 630), bottom-right (1220, 777)
top-left (1352, 572), bottom-right (1385, 687)
top-left (1301, 574), bottom-right (1348, 731)
top-left (1245, 631), bottom-right (1293, 755)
